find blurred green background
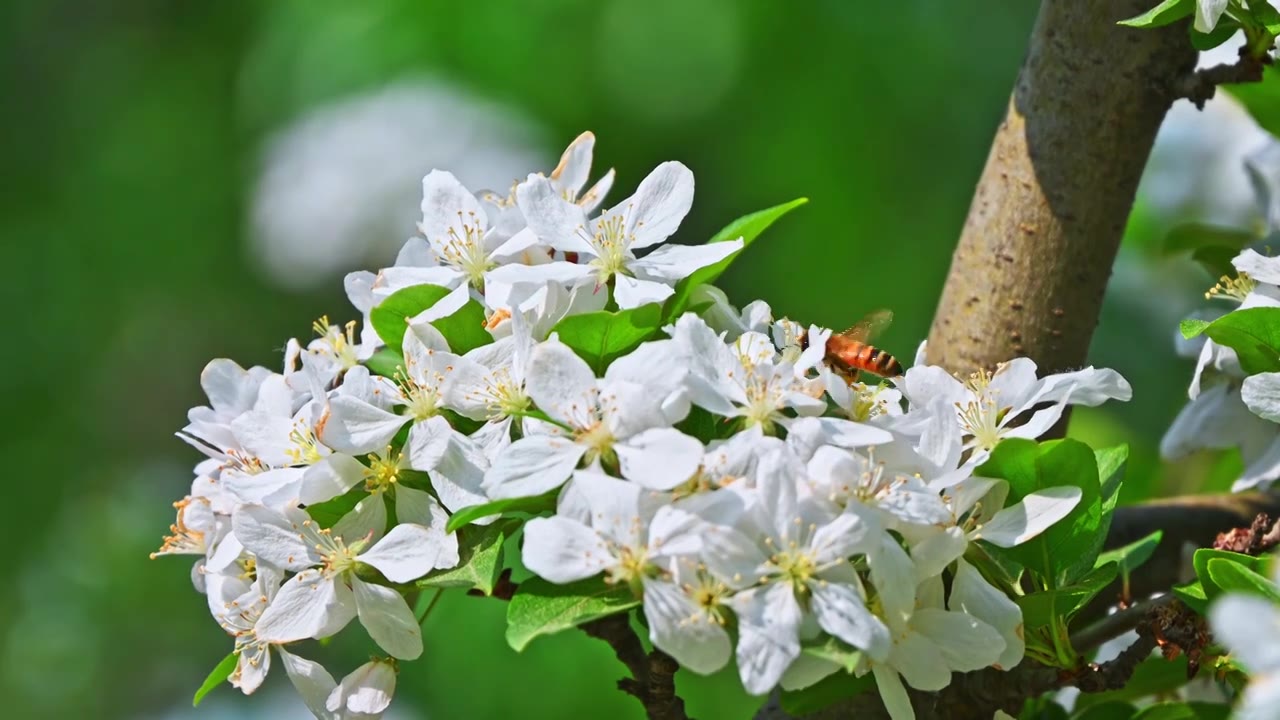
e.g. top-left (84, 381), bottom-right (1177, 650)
top-left (2, 0), bottom-right (1269, 717)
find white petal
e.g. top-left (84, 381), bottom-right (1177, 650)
top-left (630, 239), bottom-right (743, 283)
top-left (322, 396), bottom-right (405, 455)
top-left (331, 494), bottom-right (387, 546)
top-left (613, 276), bottom-right (674, 309)
top-left (405, 415), bottom-right (455, 471)
top-left (1235, 248), bottom-right (1280, 286)
top-left (890, 632), bottom-right (951, 691)
top-left (950, 559), bottom-right (1024, 670)
top-left (912, 608), bottom-right (1004, 672)
top-left (1211, 594), bottom-right (1280, 671)
top-left (230, 411), bottom-right (296, 467)
top-left (615, 428), bottom-right (703, 490)
top-left (873, 664), bottom-right (916, 720)
top-left (550, 131), bottom-right (595, 197)
top-left (360, 521), bottom-right (459, 581)
top-left (525, 338), bottom-right (599, 421)
top-left (233, 505), bottom-right (319, 572)
top-left (224, 467), bottom-right (305, 508)
top-left (866, 532), bottom-right (916, 633)
top-left (351, 576), bottom-right (423, 659)
top-left (733, 583), bottom-right (803, 695)
top-left (299, 454), bottom-right (368, 506)
top-left (908, 526), bottom-right (968, 581)
top-left (1194, 0), bottom-right (1230, 33)
top-left (328, 658), bottom-right (397, 715)
top-left (427, 431), bottom-right (492, 515)
top-left (1244, 373), bottom-right (1280, 423)
top-left (483, 435), bottom-right (586, 499)
top-left (810, 581), bottom-right (891, 660)
top-left (521, 516), bottom-right (613, 583)
top-left (642, 580), bottom-right (731, 674)
top-left (620, 161), bottom-right (694, 249)
top-left (276, 647), bottom-right (337, 718)
top-left (419, 170), bottom-right (486, 244)
top-left (256, 570), bottom-right (355, 644)
top-left (977, 486), bottom-right (1081, 547)
top-left (516, 174), bottom-right (594, 254)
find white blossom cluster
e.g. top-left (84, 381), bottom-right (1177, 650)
top-left (1162, 247), bottom-right (1280, 491)
top-left (153, 133), bottom-right (1132, 720)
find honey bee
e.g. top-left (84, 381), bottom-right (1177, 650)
top-left (803, 309), bottom-right (903, 379)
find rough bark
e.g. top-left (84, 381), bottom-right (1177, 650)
top-left (924, 0), bottom-right (1197, 376)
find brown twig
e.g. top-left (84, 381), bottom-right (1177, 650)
top-left (1175, 55), bottom-right (1267, 110)
top-left (581, 614), bottom-right (691, 720)
top-left (1072, 594), bottom-right (1174, 655)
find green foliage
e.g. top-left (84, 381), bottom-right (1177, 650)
top-left (1017, 562), bottom-right (1118, 628)
top-left (1072, 702), bottom-right (1139, 720)
top-left (1190, 21), bottom-right (1241, 50)
top-left (1229, 65), bottom-right (1280, 136)
top-left (365, 347), bottom-right (405, 378)
top-left (801, 637), bottom-right (863, 673)
top-left (417, 521), bottom-right (509, 595)
top-left (664, 197), bottom-right (808, 321)
top-left (371, 284), bottom-right (492, 353)
top-left (1132, 702), bottom-right (1229, 720)
top-left (549, 302), bottom-right (664, 375)
top-left (1163, 224), bottom-right (1257, 280)
top-left (978, 439), bottom-right (1106, 588)
top-left (1206, 556), bottom-right (1280, 600)
top-left (779, 671), bottom-right (875, 716)
top-left (192, 652), bottom-right (238, 707)
top-left (505, 576), bottom-right (640, 652)
top-left (445, 490), bottom-right (558, 533)
top-left (1179, 319), bottom-right (1212, 340)
top-left (1097, 530), bottom-right (1163, 599)
top-left (306, 488), bottom-right (369, 528)
top-left (1117, 0), bottom-right (1193, 28)
top-left (1180, 307), bottom-right (1280, 374)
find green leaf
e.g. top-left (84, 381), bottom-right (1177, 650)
top-left (1246, 0), bottom-right (1280, 35)
top-left (192, 652), bottom-right (238, 706)
top-left (1172, 580), bottom-right (1209, 614)
top-left (505, 576), bottom-right (640, 652)
top-left (1192, 549), bottom-right (1267, 599)
top-left (1201, 307), bottom-right (1280, 375)
top-left (1163, 223), bottom-right (1256, 254)
top-left (801, 637), bottom-right (863, 674)
top-left (1193, 245), bottom-right (1243, 279)
top-left (1118, 0), bottom-right (1193, 28)
top-left (1075, 655), bottom-right (1194, 708)
top-left (371, 284), bottom-right (452, 349)
top-left (549, 302), bottom-right (664, 375)
top-left (1229, 65), bottom-right (1280, 137)
top-left (1018, 562), bottom-right (1118, 629)
top-left (1097, 530), bottom-right (1162, 577)
top-left (364, 347), bottom-right (405, 378)
top-left (1072, 702), bottom-right (1139, 720)
top-left (1095, 444), bottom-right (1129, 512)
top-left (1206, 556), bottom-right (1280, 601)
top-left (417, 522), bottom-right (509, 595)
top-left (445, 490), bottom-right (558, 533)
top-left (1191, 20), bottom-right (1242, 50)
top-left (1180, 318), bottom-right (1211, 340)
top-left (779, 671), bottom-right (875, 716)
top-left (978, 439), bottom-right (1103, 587)
top-left (306, 488), bottom-right (369, 528)
top-left (1132, 701), bottom-right (1229, 720)
top-left (370, 284), bottom-right (493, 354)
top-left (664, 197), bottom-right (808, 321)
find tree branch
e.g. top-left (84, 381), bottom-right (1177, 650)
top-left (581, 613), bottom-right (691, 720)
top-left (1174, 53), bottom-right (1267, 110)
top-left (924, 0), bottom-right (1196, 376)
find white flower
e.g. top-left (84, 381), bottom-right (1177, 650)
top-left (178, 360), bottom-right (291, 465)
top-left (701, 449), bottom-right (889, 693)
top-left (234, 505), bottom-right (457, 659)
top-left (899, 357), bottom-right (1131, 459)
top-left (304, 317), bottom-right (377, 389)
top-left (805, 446), bottom-right (951, 529)
top-left (671, 315), bottom-right (828, 434)
top-left (506, 162), bottom-right (743, 309)
top-left (1210, 563), bottom-right (1280, 720)
top-left (1194, 0), bottom-right (1230, 33)
top-left (216, 565), bottom-right (286, 695)
top-left (278, 651), bottom-right (398, 720)
top-left (483, 337), bottom-right (700, 498)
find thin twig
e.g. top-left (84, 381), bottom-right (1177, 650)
top-left (1072, 594), bottom-right (1173, 655)
top-left (581, 614), bottom-right (691, 720)
top-left (1175, 55), bottom-right (1267, 109)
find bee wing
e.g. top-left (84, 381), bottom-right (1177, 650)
top-left (839, 309), bottom-right (894, 343)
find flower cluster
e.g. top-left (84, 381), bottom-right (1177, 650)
top-left (153, 132), bottom-right (1132, 720)
top-left (1162, 247), bottom-right (1280, 491)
